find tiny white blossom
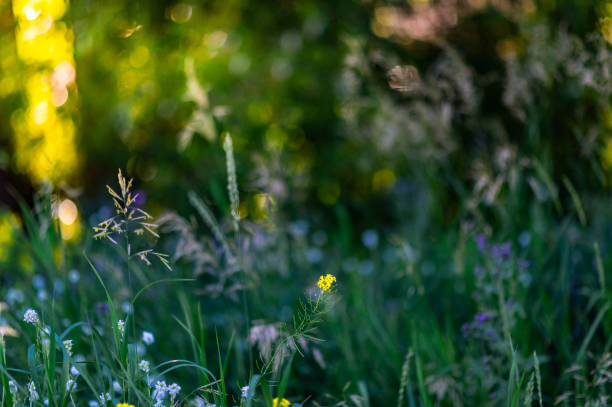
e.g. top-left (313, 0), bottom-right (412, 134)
top-left (168, 382), bottom-right (181, 399)
top-left (28, 381), bottom-right (39, 401)
top-left (138, 359), bottom-right (150, 373)
top-left (37, 290), bottom-right (47, 301)
top-left (241, 385), bottom-right (249, 398)
top-left (98, 392), bottom-right (111, 403)
top-left (33, 275), bottom-right (45, 289)
top-left (68, 269), bottom-right (80, 283)
top-left (44, 398), bottom-right (49, 406)
top-left (142, 331), bottom-right (154, 345)
top-left (122, 301), bottom-right (132, 314)
top-left (88, 401), bottom-right (99, 407)
top-left (70, 365), bottom-right (80, 376)
top-left (66, 379), bottom-right (75, 392)
top-left (23, 309), bottom-right (40, 325)
top-left (8, 380), bottom-right (17, 394)
top-left (63, 339), bottom-right (73, 356)
top-left (152, 380), bottom-right (167, 401)
top-left (117, 320), bottom-right (125, 339)
top-left (113, 380), bottom-right (122, 393)
top-left (6, 288), bottom-right (24, 305)
top-left (192, 397), bottom-right (206, 407)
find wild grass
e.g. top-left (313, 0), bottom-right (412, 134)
top-left (2, 145), bottom-right (610, 406)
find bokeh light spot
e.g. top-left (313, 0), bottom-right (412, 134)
top-left (58, 198), bottom-right (78, 225)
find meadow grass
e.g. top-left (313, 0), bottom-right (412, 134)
top-left (1, 140), bottom-right (612, 407)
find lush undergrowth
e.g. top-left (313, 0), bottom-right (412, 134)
top-left (2, 136), bottom-right (612, 407)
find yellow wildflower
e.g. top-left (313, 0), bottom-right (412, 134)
top-left (116, 404), bottom-right (134, 407)
top-left (273, 398), bottom-right (291, 407)
top-left (317, 273), bottom-right (336, 292)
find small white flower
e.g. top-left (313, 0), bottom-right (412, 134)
top-left (88, 401), bottom-right (99, 407)
top-left (37, 290), bottom-right (47, 301)
top-left (152, 380), bottom-right (167, 401)
top-left (63, 339), bottom-right (73, 356)
top-left (28, 381), bottom-right (39, 401)
top-left (193, 397), bottom-right (206, 407)
top-left (44, 398), bottom-right (49, 406)
top-left (8, 380), bottom-right (17, 394)
top-left (6, 288), bottom-right (24, 305)
top-left (117, 319), bottom-right (125, 340)
top-left (81, 324), bottom-right (93, 336)
top-left (241, 385), bottom-right (249, 398)
top-left (142, 331), bottom-right (154, 345)
top-left (70, 365), bottom-right (80, 376)
top-left (113, 380), bottom-right (122, 393)
top-left (66, 379), bottom-right (76, 392)
top-left (54, 279), bottom-right (65, 293)
top-left (23, 309), bottom-right (40, 325)
top-left (98, 392), bottom-right (111, 403)
top-left (138, 359), bottom-right (150, 373)
top-left (33, 275), bottom-right (45, 290)
top-left (168, 382), bottom-right (181, 399)
top-left (68, 269), bottom-right (80, 283)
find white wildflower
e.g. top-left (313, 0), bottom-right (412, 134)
top-left (8, 380), bottom-right (17, 394)
top-left (241, 385), bottom-right (249, 398)
top-left (32, 275), bottom-right (45, 289)
top-left (6, 288), bottom-right (24, 305)
top-left (117, 320), bottom-right (125, 339)
top-left (121, 301), bottom-right (132, 314)
top-left (152, 380), bottom-right (167, 401)
top-left (113, 380), bottom-right (122, 393)
top-left (138, 359), bottom-right (150, 373)
top-left (66, 379), bottom-right (75, 392)
top-left (88, 401), bottom-right (99, 407)
top-left (142, 331), bottom-right (154, 345)
top-left (98, 392), bottom-right (111, 404)
top-left (168, 382), bottom-right (181, 400)
top-left (23, 309), bottom-right (39, 325)
top-left (28, 381), bottom-right (39, 401)
top-left (63, 339), bottom-right (73, 356)
top-left (68, 269), bottom-right (80, 283)
top-left (37, 290), bottom-right (47, 301)
top-left (70, 365), bottom-right (80, 376)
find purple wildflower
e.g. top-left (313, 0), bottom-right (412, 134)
top-left (95, 302), bottom-right (109, 314)
top-left (518, 259), bottom-right (530, 269)
top-left (475, 313), bottom-right (489, 322)
top-left (476, 234), bottom-right (487, 251)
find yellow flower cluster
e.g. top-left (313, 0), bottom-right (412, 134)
top-left (116, 403), bottom-right (135, 407)
top-left (273, 398), bottom-right (291, 407)
top-left (317, 274), bottom-right (336, 292)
